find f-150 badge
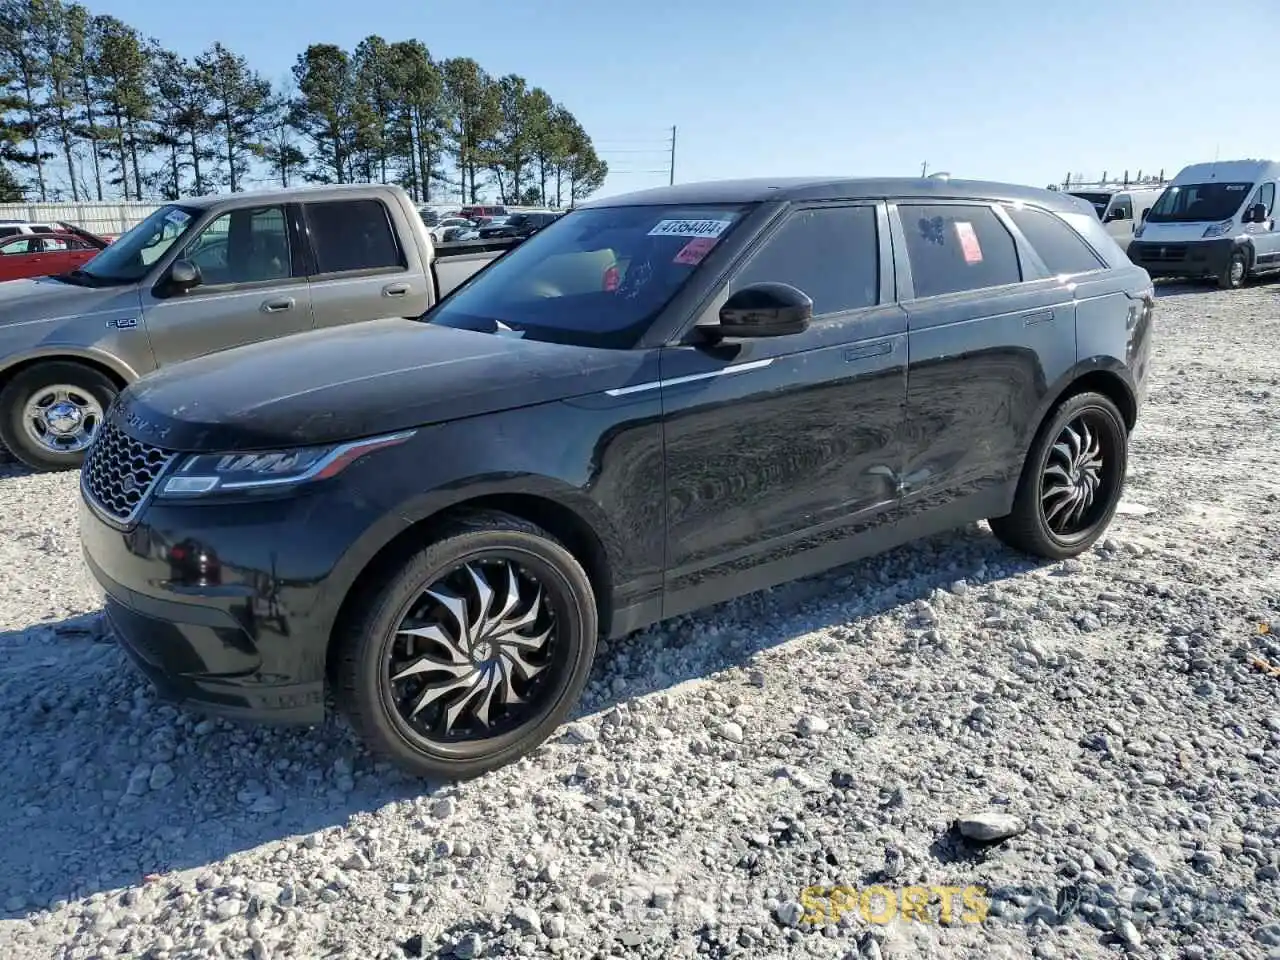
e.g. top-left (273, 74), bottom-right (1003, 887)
top-left (106, 317), bottom-right (138, 329)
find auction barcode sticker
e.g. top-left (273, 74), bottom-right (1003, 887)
top-left (648, 219), bottom-right (733, 238)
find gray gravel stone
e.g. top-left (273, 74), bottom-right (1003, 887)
top-left (956, 811), bottom-right (1026, 842)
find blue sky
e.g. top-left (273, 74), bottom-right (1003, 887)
top-left (100, 0), bottom-right (1276, 199)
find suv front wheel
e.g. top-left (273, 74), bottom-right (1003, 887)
top-left (334, 510), bottom-right (599, 779)
top-left (989, 391), bottom-right (1128, 560)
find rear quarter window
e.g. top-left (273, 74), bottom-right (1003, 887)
top-left (1004, 205), bottom-right (1106, 276)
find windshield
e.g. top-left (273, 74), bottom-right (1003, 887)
top-left (1145, 182), bottom-right (1253, 223)
top-left (81, 204), bottom-right (200, 282)
top-left (427, 202), bottom-right (753, 349)
top-left (1068, 192), bottom-right (1112, 219)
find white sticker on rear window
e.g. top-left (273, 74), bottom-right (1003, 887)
top-left (647, 219), bottom-right (732, 239)
top-left (164, 209), bottom-right (189, 224)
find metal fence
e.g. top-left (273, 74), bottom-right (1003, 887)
top-left (0, 201), bottom-right (160, 235)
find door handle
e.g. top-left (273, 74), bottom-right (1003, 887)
top-left (382, 283), bottom-right (410, 298)
top-left (1022, 309), bottom-right (1055, 326)
top-left (261, 297), bottom-right (295, 313)
top-left (843, 341), bottom-right (892, 362)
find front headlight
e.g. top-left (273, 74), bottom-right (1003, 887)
top-left (1202, 219), bottom-right (1236, 239)
top-left (158, 430), bottom-right (415, 497)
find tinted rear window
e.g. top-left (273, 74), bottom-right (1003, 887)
top-left (900, 204), bottom-right (1022, 298)
top-left (305, 199), bottom-right (405, 274)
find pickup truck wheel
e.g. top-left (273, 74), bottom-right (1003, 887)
top-left (988, 391), bottom-right (1127, 561)
top-left (0, 361), bottom-right (118, 472)
top-left (335, 510), bottom-right (598, 780)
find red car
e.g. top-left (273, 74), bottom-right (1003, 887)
top-left (0, 224), bottom-right (109, 282)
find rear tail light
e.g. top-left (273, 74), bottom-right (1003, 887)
top-left (603, 265), bottom-right (620, 292)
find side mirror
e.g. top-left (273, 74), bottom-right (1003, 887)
top-left (1140, 208), bottom-right (1150, 222)
top-left (711, 282), bottom-right (813, 339)
top-left (1245, 203), bottom-right (1268, 224)
top-left (167, 259), bottom-right (202, 293)
top-left (1104, 209), bottom-right (1128, 223)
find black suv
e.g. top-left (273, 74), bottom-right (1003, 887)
top-left (478, 211), bottom-right (561, 240)
top-left (79, 177), bottom-right (1154, 779)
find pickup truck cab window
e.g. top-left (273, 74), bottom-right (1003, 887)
top-left (303, 198), bottom-right (405, 275)
top-left (182, 205), bottom-right (293, 286)
top-left (180, 204), bottom-right (293, 288)
top-left (899, 203), bottom-right (1022, 297)
top-left (429, 203), bottom-right (752, 349)
top-left (729, 205), bottom-right (879, 315)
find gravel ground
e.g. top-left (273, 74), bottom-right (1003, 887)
top-left (1, 282), bottom-right (1279, 960)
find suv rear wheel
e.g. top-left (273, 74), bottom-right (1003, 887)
top-left (0, 360), bottom-right (118, 472)
top-left (989, 391), bottom-right (1128, 560)
top-left (334, 510), bottom-right (599, 779)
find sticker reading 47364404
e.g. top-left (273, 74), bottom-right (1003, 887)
top-left (648, 218), bottom-right (733, 239)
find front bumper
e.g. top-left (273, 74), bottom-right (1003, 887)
top-left (1127, 237), bottom-right (1237, 279)
top-left (79, 489), bottom-right (355, 724)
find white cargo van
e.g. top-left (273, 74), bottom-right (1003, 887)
top-left (1127, 159), bottom-right (1280, 289)
top-left (1066, 185), bottom-right (1166, 248)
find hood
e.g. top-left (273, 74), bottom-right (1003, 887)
top-left (0, 275), bottom-right (134, 325)
top-left (1137, 220), bottom-right (1238, 242)
top-left (117, 318), bottom-right (648, 452)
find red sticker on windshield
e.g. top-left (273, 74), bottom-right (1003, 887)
top-left (673, 237), bottom-right (717, 265)
top-left (954, 221), bottom-right (983, 264)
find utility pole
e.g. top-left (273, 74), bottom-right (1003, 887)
top-left (669, 126), bottom-right (676, 186)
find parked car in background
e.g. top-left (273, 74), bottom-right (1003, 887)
top-left (1127, 158), bottom-right (1280, 289)
top-left (431, 217), bottom-right (475, 242)
top-left (78, 176), bottom-right (1153, 780)
top-left (459, 203), bottom-right (506, 219)
top-left (0, 219), bottom-right (74, 239)
top-left (1066, 184), bottom-right (1164, 250)
top-left (0, 183), bottom-right (517, 471)
top-left (0, 228), bottom-right (109, 282)
top-left (478, 211), bottom-right (561, 239)
top-left (418, 207), bottom-right (441, 227)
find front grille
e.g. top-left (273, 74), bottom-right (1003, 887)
top-left (1135, 244), bottom-right (1188, 262)
top-left (82, 420), bottom-right (177, 523)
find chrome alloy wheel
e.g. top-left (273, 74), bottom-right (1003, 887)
top-left (386, 558), bottom-right (557, 742)
top-left (1041, 415), bottom-right (1107, 535)
top-left (21, 384), bottom-right (104, 454)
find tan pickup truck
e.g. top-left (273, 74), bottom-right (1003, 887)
top-left (0, 183), bottom-right (514, 471)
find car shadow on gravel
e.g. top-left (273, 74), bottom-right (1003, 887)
top-left (1152, 281), bottom-right (1217, 298)
top-left (0, 522), bottom-right (1047, 915)
top-left (0, 460), bottom-right (36, 480)
top-left (580, 521), bottom-right (1047, 715)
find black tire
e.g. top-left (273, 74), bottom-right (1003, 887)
top-left (988, 391), bottom-right (1128, 560)
top-left (0, 361), bottom-right (118, 472)
top-left (1218, 249), bottom-right (1248, 289)
top-left (334, 509), bottom-right (598, 780)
